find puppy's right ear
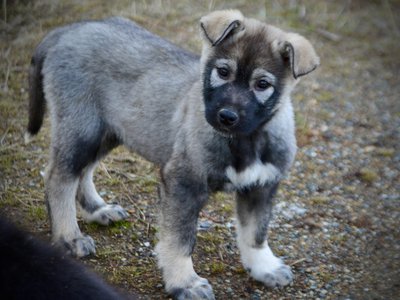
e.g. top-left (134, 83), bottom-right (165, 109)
top-left (200, 10), bottom-right (245, 46)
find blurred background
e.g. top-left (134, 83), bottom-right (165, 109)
top-left (1, 1), bottom-right (399, 299)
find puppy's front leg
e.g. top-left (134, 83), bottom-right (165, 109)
top-left (156, 164), bottom-right (215, 300)
top-left (236, 184), bottom-right (293, 288)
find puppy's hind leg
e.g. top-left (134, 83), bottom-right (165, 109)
top-left (46, 120), bottom-right (119, 257)
top-left (77, 160), bottom-right (128, 226)
top-left (45, 160), bottom-right (95, 258)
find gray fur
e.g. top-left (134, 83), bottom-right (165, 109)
top-left (27, 10), bottom-right (319, 299)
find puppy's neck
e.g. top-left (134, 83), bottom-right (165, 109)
top-left (227, 130), bottom-right (268, 172)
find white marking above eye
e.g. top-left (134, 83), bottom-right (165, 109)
top-left (210, 68), bottom-right (228, 87)
top-left (251, 68), bottom-right (277, 104)
top-left (210, 58), bottom-right (237, 88)
top-left (254, 86), bottom-right (275, 104)
top-left (252, 68), bottom-right (277, 85)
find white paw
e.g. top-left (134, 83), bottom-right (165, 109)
top-left (170, 277), bottom-right (215, 300)
top-left (56, 235), bottom-right (96, 257)
top-left (83, 204), bottom-right (129, 225)
top-left (240, 244), bottom-right (293, 288)
top-left (156, 243), bottom-right (215, 300)
top-left (258, 264), bottom-right (293, 288)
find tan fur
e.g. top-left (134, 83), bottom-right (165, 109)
top-left (200, 10), bottom-right (319, 80)
top-left (271, 32), bottom-right (320, 79)
top-left (200, 9), bottom-right (245, 45)
top-left (199, 10), bottom-right (245, 70)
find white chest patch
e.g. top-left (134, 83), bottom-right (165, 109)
top-left (226, 160), bottom-right (281, 189)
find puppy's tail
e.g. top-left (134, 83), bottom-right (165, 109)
top-left (25, 52), bottom-right (46, 144)
top-left (25, 28), bottom-right (66, 144)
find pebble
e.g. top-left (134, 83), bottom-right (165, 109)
top-left (198, 220), bottom-right (213, 231)
top-left (250, 293), bottom-right (261, 300)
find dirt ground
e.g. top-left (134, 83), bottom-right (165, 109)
top-left (1, 1), bottom-right (399, 299)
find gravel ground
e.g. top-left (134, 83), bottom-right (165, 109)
top-left (1, 1), bottom-right (399, 299)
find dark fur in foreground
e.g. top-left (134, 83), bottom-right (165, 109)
top-left (0, 218), bottom-right (130, 300)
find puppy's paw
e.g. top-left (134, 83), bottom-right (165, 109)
top-left (170, 278), bottom-right (215, 300)
top-left (259, 264), bottom-right (293, 288)
top-left (85, 204), bottom-right (129, 225)
top-left (58, 235), bottom-right (96, 257)
top-left (240, 244), bottom-right (293, 288)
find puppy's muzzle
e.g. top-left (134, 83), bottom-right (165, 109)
top-left (217, 108), bottom-right (239, 127)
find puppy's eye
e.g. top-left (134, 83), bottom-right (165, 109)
top-left (255, 79), bottom-right (271, 91)
top-left (217, 67), bottom-right (229, 79)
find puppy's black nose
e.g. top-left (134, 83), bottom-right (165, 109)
top-left (218, 108), bottom-right (239, 127)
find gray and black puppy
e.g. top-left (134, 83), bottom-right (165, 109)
top-left (26, 10), bottom-right (319, 299)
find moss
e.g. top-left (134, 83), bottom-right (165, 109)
top-left (309, 196), bottom-right (329, 205)
top-left (330, 234), bottom-right (349, 245)
top-left (198, 232), bottom-right (223, 244)
top-left (233, 266), bottom-right (247, 275)
top-left (133, 175), bottom-right (158, 193)
top-left (220, 204), bottom-right (234, 214)
top-left (28, 205), bottom-right (47, 221)
top-left (0, 100), bottom-right (19, 117)
top-left (207, 262), bottom-right (226, 275)
top-left (357, 168), bottom-right (378, 184)
top-left (375, 147), bottom-right (395, 158)
top-left (198, 231), bottom-right (224, 254)
top-left (202, 244), bottom-right (217, 254)
top-left (83, 222), bottom-right (101, 233)
top-left (344, 185), bottom-right (357, 193)
top-left (212, 192), bottom-right (230, 202)
top-left (104, 177), bottom-right (121, 187)
top-left (130, 231), bottom-right (139, 242)
top-left (0, 155), bottom-right (13, 172)
top-left (319, 271), bottom-right (335, 283)
top-left (108, 220), bottom-right (132, 235)
top-left (0, 190), bottom-right (20, 208)
top-left (108, 262), bottom-right (159, 290)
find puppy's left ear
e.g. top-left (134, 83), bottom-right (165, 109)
top-left (275, 33), bottom-right (320, 79)
top-left (200, 10), bottom-right (245, 46)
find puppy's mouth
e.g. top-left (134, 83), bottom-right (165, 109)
top-left (212, 126), bottom-right (234, 138)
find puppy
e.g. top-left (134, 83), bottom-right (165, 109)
top-left (0, 217), bottom-right (130, 299)
top-left (26, 10), bottom-right (319, 299)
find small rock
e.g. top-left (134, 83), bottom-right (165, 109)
top-left (198, 220), bottom-right (213, 231)
top-left (251, 293), bottom-right (261, 300)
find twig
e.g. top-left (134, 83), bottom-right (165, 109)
top-left (290, 257), bottom-right (307, 266)
top-left (218, 249), bottom-right (224, 261)
top-left (99, 162), bottom-right (112, 179)
top-left (120, 181), bottom-right (146, 222)
top-left (316, 28), bottom-right (341, 42)
top-left (3, 61), bottom-right (10, 91)
top-left (0, 126), bottom-right (9, 144)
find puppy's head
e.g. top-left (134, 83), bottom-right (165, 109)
top-left (200, 10), bottom-right (319, 136)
